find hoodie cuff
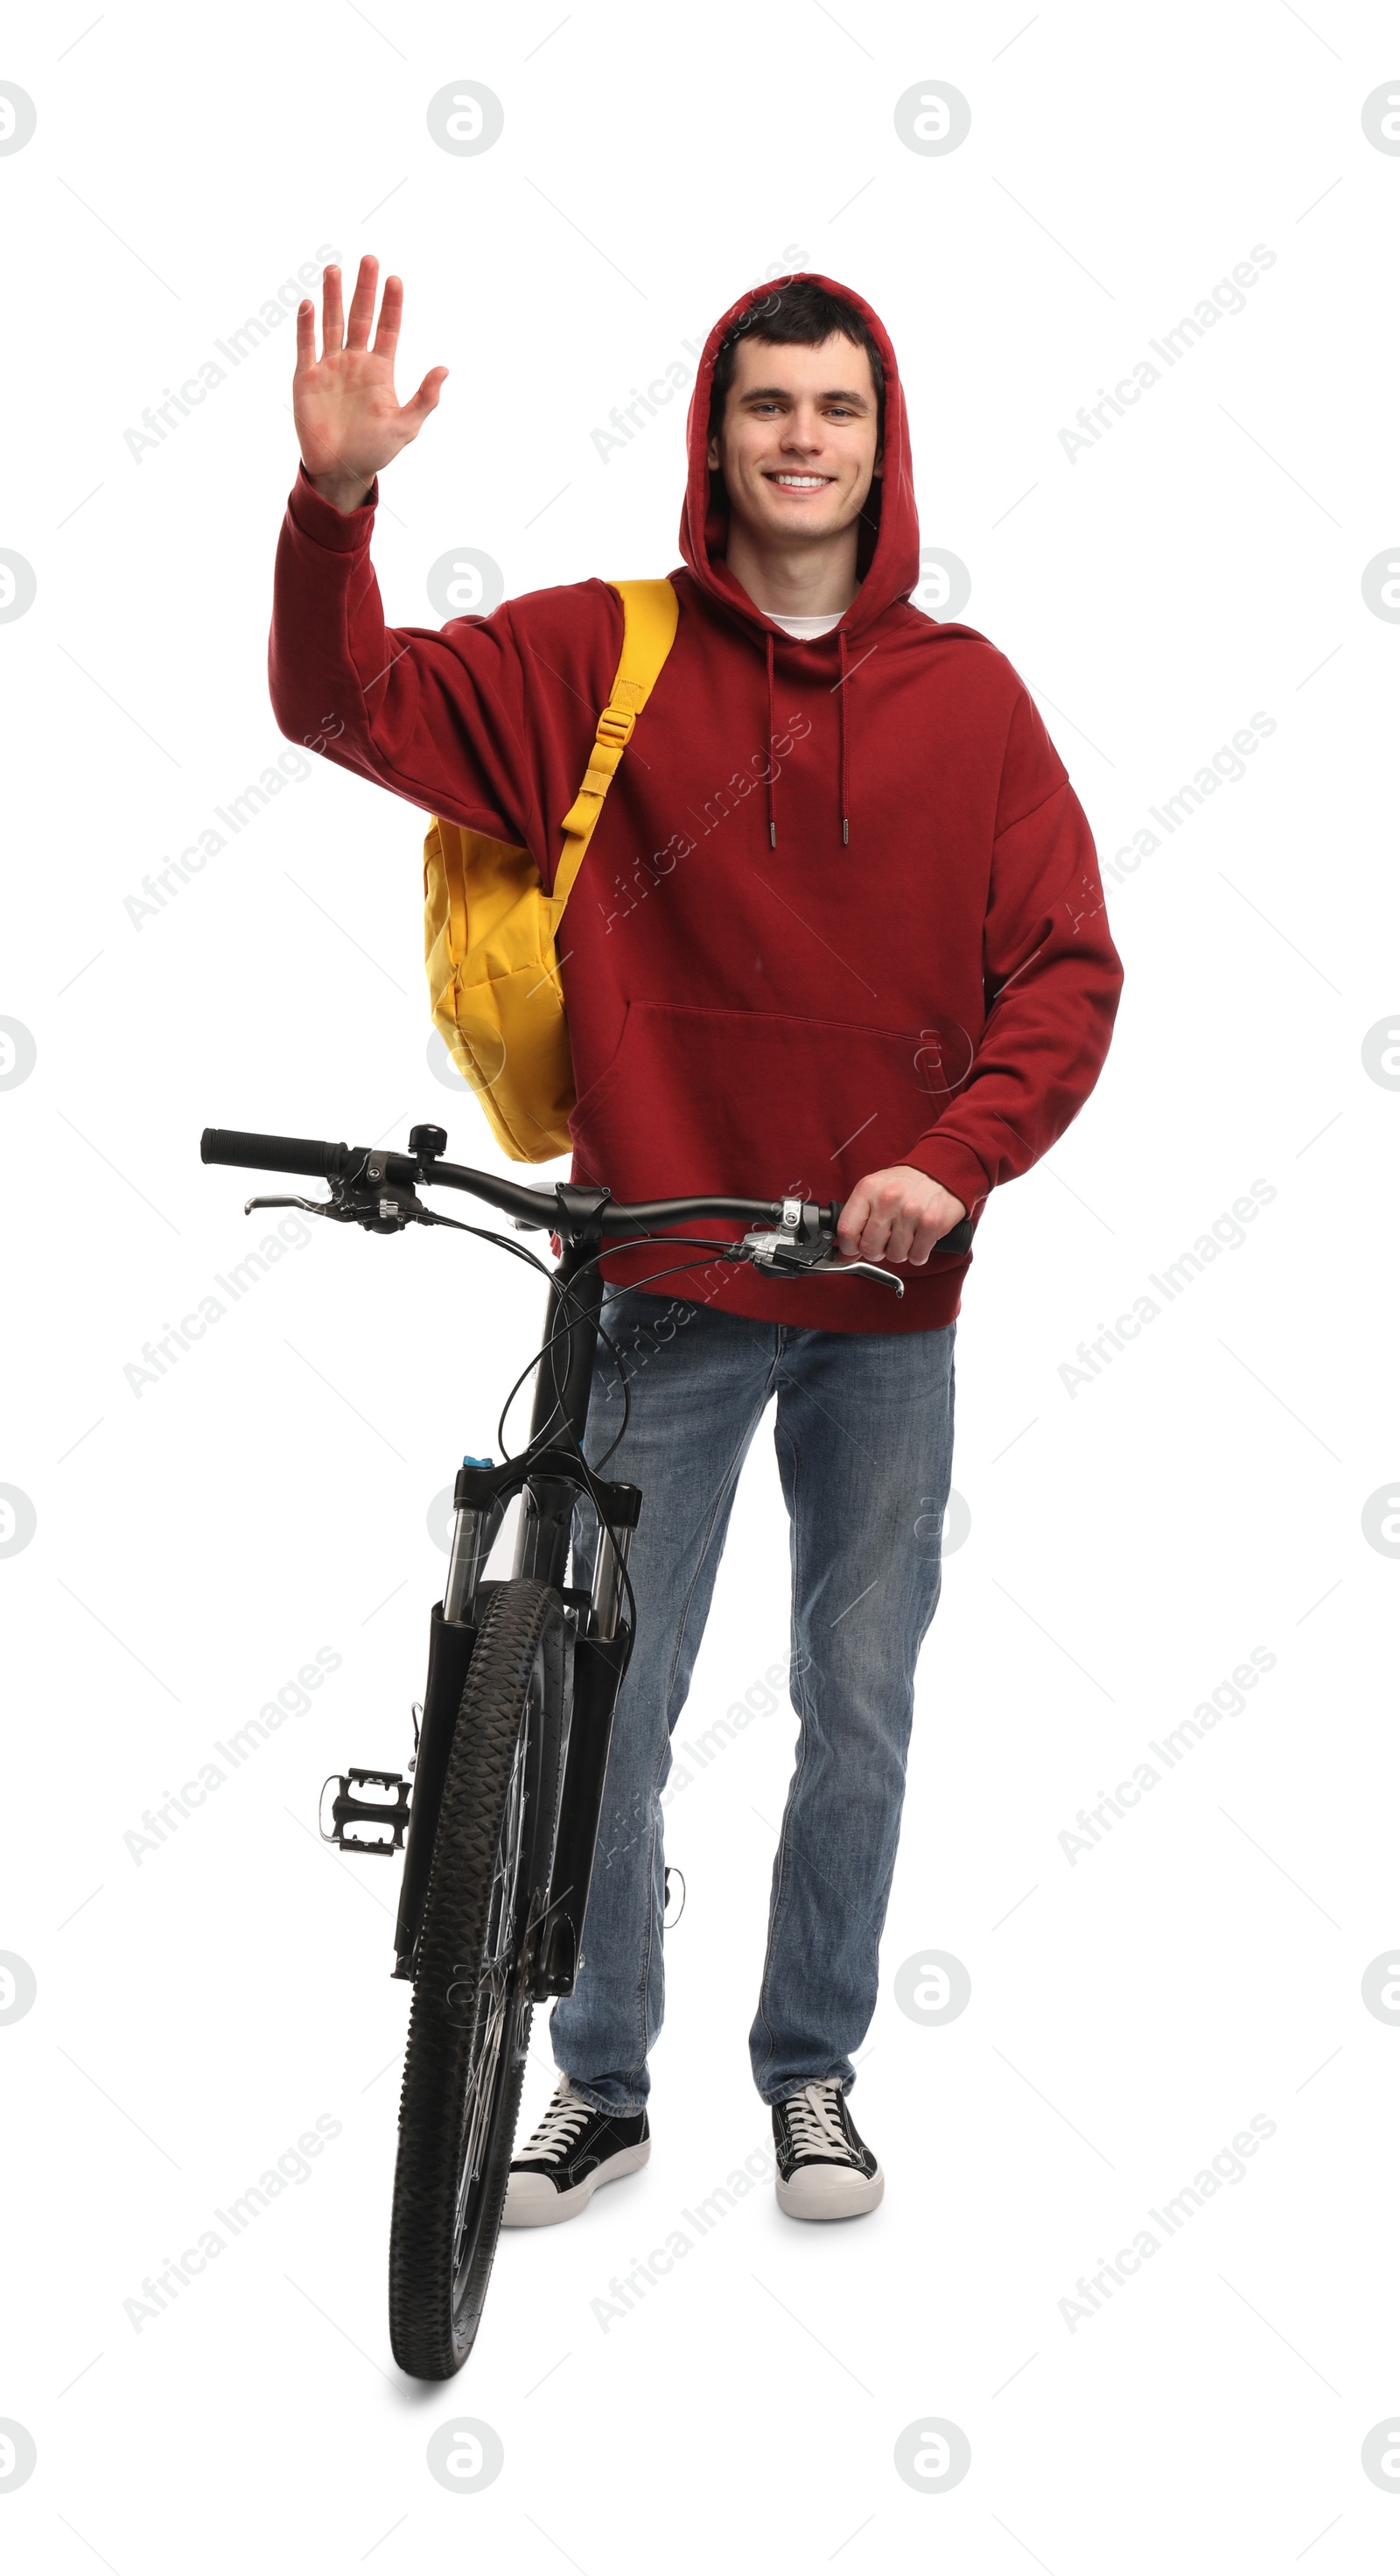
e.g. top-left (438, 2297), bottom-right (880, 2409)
top-left (896, 1137), bottom-right (991, 1222)
top-left (287, 460), bottom-right (379, 551)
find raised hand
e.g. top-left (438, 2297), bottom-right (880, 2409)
top-left (293, 255), bottom-right (448, 512)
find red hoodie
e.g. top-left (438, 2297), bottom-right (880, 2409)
top-left (269, 272), bottom-right (1123, 1332)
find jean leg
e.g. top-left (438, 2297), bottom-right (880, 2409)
top-left (748, 1322), bottom-right (957, 2104)
top-left (549, 1288), bottom-right (778, 2114)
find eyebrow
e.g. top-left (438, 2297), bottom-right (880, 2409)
top-left (738, 383), bottom-right (873, 408)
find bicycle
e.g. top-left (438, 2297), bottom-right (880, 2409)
top-left (199, 1118), bottom-right (974, 2377)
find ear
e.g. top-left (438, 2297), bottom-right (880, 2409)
top-left (706, 432), bottom-right (720, 471)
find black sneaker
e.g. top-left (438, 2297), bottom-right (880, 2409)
top-left (500, 2075), bottom-right (650, 2228)
top-left (772, 2078), bottom-right (884, 2221)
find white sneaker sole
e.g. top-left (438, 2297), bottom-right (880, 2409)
top-left (500, 2137), bottom-right (651, 2228)
top-left (776, 2162), bottom-right (885, 2222)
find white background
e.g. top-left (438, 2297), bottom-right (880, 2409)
top-left (4, 1), bottom-right (1398, 2566)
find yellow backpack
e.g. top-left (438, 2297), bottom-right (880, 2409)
top-left (423, 577), bottom-right (680, 1163)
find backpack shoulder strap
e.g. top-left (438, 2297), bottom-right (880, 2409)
top-left (552, 577), bottom-right (680, 912)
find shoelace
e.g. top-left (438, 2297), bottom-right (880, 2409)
top-left (783, 2079), bottom-right (860, 2163)
top-left (521, 2082), bottom-right (594, 2165)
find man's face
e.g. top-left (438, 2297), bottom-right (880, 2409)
top-left (706, 333), bottom-right (882, 549)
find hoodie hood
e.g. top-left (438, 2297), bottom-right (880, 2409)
top-left (679, 271), bottom-right (921, 643)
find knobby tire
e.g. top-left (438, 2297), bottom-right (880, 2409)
top-left (388, 1577), bottom-right (565, 2378)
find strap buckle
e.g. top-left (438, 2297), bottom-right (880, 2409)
top-left (595, 703), bottom-right (636, 750)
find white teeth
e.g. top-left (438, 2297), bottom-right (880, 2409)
top-left (772, 474), bottom-right (827, 488)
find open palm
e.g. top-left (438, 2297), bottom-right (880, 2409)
top-left (294, 255), bottom-right (447, 507)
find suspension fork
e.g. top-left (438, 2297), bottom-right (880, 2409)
top-left (438, 1190), bottom-right (637, 1646)
top-left (435, 1189), bottom-right (603, 1621)
top-left (513, 1188), bottom-right (614, 1604)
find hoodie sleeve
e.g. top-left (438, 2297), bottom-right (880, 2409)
top-left (267, 467), bottom-right (601, 874)
top-left (897, 688), bottom-right (1124, 1219)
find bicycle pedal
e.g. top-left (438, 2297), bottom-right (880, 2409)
top-left (318, 1767), bottom-right (412, 1856)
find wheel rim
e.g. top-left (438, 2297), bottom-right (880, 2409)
top-left (449, 1663), bottom-right (536, 2316)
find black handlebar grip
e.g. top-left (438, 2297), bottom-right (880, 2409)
top-left (200, 1127), bottom-right (350, 1179)
top-left (818, 1195), bottom-right (972, 1257)
top-left (819, 1201), bottom-right (975, 1259)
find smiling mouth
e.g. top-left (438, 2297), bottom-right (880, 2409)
top-left (764, 472), bottom-right (834, 490)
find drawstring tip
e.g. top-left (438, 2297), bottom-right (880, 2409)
top-left (842, 818), bottom-right (850, 846)
top-left (769, 822), bottom-right (777, 847)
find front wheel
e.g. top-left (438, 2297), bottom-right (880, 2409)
top-left (388, 1577), bottom-right (564, 2378)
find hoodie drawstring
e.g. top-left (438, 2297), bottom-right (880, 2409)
top-left (765, 626), bottom-right (850, 850)
top-left (838, 631), bottom-right (850, 846)
top-left (765, 630), bottom-right (777, 848)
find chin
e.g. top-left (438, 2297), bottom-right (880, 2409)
top-left (754, 495), bottom-right (844, 533)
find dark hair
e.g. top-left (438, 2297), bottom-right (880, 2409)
top-left (707, 281), bottom-right (885, 445)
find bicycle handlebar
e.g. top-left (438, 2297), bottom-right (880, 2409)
top-left (201, 1127), bottom-right (550, 1226)
top-left (199, 1126), bottom-right (976, 1258)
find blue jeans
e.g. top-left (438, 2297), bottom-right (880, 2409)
top-left (550, 1286), bottom-right (957, 2113)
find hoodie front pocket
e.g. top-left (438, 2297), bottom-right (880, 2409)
top-left (567, 999), bottom-right (970, 1209)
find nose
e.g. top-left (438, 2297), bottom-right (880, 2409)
top-left (778, 407), bottom-right (825, 455)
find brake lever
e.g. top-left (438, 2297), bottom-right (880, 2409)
top-left (805, 1254), bottom-right (905, 1296)
top-left (243, 1187), bottom-right (429, 1233)
top-left (741, 1222), bottom-right (905, 1297)
top-left (244, 1193), bottom-right (344, 1218)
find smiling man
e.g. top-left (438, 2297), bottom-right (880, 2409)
top-left (270, 260), bottom-right (1123, 2228)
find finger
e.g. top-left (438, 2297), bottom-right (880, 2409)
top-left (346, 252), bottom-right (380, 352)
top-left (371, 272), bottom-right (404, 363)
top-left (322, 263), bottom-right (345, 356)
top-left (836, 1187), bottom-right (870, 1256)
top-left (855, 1197), bottom-right (893, 1260)
top-left (906, 1213), bottom-right (942, 1267)
top-left (294, 298), bottom-right (317, 371)
top-left (400, 366), bottom-right (449, 430)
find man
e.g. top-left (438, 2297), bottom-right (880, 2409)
top-left (270, 256), bottom-right (1123, 2226)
